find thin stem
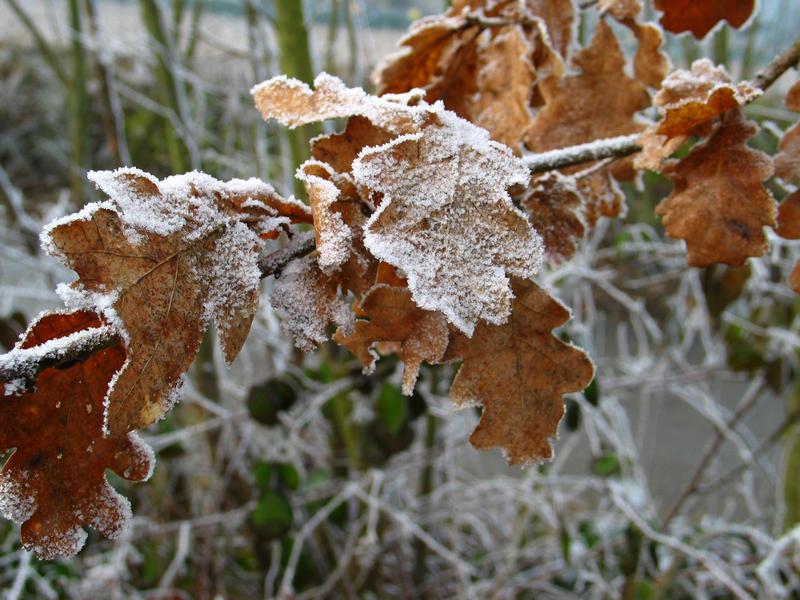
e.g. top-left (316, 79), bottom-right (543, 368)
top-left (0, 231), bottom-right (317, 387)
top-left (750, 32), bottom-right (800, 91)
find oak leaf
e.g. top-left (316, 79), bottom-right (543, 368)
top-left (655, 109), bottom-right (776, 267)
top-left (0, 311), bottom-right (153, 558)
top-left (774, 81), bottom-right (800, 184)
top-left (42, 168), bottom-right (309, 434)
top-left (373, 0), bottom-right (570, 150)
top-left (653, 59), bottom-right (759, 138)
top-left (445, 279), bottom-right (594, 465)
top-left (777, 190), bottom-right (800, 240)
top-left (654, 0), bottom-right (755, 39)
top-left (521, 172), bottom-right (586, 263)
top-left (333, 285), bottom-right (449, 395)
top-left (253, 74), bottom-right (544, 336)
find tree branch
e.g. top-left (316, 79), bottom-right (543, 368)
top-left (0, 231), bottom-right (318, 388)
top-left (750, 32), bottom-right (800, 92)
top-left (523, 134), bottom-right (642, 174)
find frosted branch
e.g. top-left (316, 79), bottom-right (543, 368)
top-left (523, 134), bottom-right (642, 174)
top-left (0, 231), bottom-right (317, 388)
top-left (750, 32), bottom-right (800, 92)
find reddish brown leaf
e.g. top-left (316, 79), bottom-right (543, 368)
top-left (522, 172), bottom-right (586, 263)
top-left (446, 279), bottom-right (594, 465)
top-left (43, 169), bottom-right (307, 435)
top-left (790, 261), bottom-right (800, 294)
top-left (776, 190), bottom-right (800, 240)
top-left (333, 285), bottom-right (449, 394)
top-left (654, 0), bottom-right (755, 39)
top-left (775, 81), bottom-right (800, 184)
top-left (373, 0), bottom-right (570, 150)
top-left (656, 109), bottom-right (776, 267)
top-left (0, 311), bottom-right (153, 558)
top-left (653, 59), bottom-right (759, 139)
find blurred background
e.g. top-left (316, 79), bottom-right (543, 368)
top-left (2, 1), bottom-right (800, 598)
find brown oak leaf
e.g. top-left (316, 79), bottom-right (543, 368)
top-left (654, 0), bottom-right (755, 39)
top-left (373, 0), bottom-right (569, 150)
top-left (598, 0), bottom-right (642, 21)
top-left (445, 279), bottom-right (594, 465)
top-left (656, 109), bottom-right (776, 267)
top-left (522, 172), bottom-right (586, 263)
top-left (333, 285), bottom-right (449, 395)
top-left (776, 190), bottom-right (800, 240)
top-left (43, 169), bottom-right (309, 435)
top-left (253, 74), bottom-right (543, 336)
top-left (775, 81), bottom-right (800, 184)
top-left (0, 311), bottom-right (153, 558)
top-left (653, 59), bottom-right (760, 139)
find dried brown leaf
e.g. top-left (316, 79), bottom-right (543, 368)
top-left (598, 0), bottom-right (642, 21)
top-left (654, 59), bottom-right (760, 138)
top-left (446, 279), bottom-right (594, 465)
top-left (654, 0), bottom-right (755, 39)
top-left (776, 190), bottom-right (800, 240)
top-left (656, 109), bottom-right (776, 267)
top-left (522, 172), bottom-right (586, 263)
top-left (775, 81), bottom-right (800, 184)
top-left (43, 169), bottom-right (305, 434)
top-left (0, 311), bottom-right (153, 558)
top-left (334, 285), bottom-right (449, 394)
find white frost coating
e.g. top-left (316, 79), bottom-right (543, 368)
top-left (4, 379), bottom-right (27, 396)
top-left (89, 481), bottom-right (132, 540)
top-left (127, 432), bottom-right (156, 482)
top-left (354, 110), bottom-right (543, 335)
top-left (297, 161), bottom-right (353, 270)
top-left (270, 257), bottom-right (354, 351)
top-left (0, 469), bottom-right (36, 524)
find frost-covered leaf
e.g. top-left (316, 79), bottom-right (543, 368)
top-left (253, 74), bottom-right (543, 335)
top-left (653, 59), bottom-right (759, 138)
top-left (0, 311), bottom-right (153, 558)
top-left (334, 284), bottom-right (449, 395)
top-left (270, 256), bottom-right (354, 352)
top-left (598, 0), bottom-right (642, 21)
top-left (777, 190), bottom-right (800, 240)
top-left (355, 112), bottom-right (542, 335)
top-left (656, 109), bottom-right (776, 267)
top-left (654, 0), bottom-right (755, 39)
top-left (775, 81), bottom-right (800, 184)
top-left (445, 279), bottom-right (594, 465)
top-left (43, 168), bottom-right (307, 434)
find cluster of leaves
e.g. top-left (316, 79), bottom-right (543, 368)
top-left (1, 0), bottom-right (800, 560)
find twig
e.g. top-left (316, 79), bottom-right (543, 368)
top-left (750, 32), bottom-right (800, 91)
top-left (661, 379), bottom-right (766, 526)
top-left (523, 134), bottom-right (642, 174)
top-left (0, 232), bottom-right (316, 386)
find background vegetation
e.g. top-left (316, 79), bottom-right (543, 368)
top-left (1, 0), bottom-right (800, 598)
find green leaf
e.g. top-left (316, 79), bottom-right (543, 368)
top-left (278, 463), bottom-right (300, 491)
top-left (376, 382), bottom-right (407, 435)
top-left (252, 490), bottom-right (293, 538)
top-left (254, 460), bottom-right (272, 492)
top-left (247, 379), bottom-right (297, 426)
top-left (592, 453), bottom-right (621, 476)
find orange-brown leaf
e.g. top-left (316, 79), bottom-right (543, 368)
top-left (43, 169), bottom-right (302, 434)
top-left (0, 311), bottom-right (153, 558)
top-left (446, 279), bottom-right (594, 465)
top-left (775, 81), bottom-right (800, 184)
top-left (654, 0), bottom-right (755, 39)
top-left (776, 190), bottom-right (800, 240)
top-left (653, 59), bottom-right (759, 138)
top-left (522, 172), bottom-right (586, 263)
top-left (334, 285), bottom-right (449, 394)
top-left (656, 109), bottom-right (776, 267)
